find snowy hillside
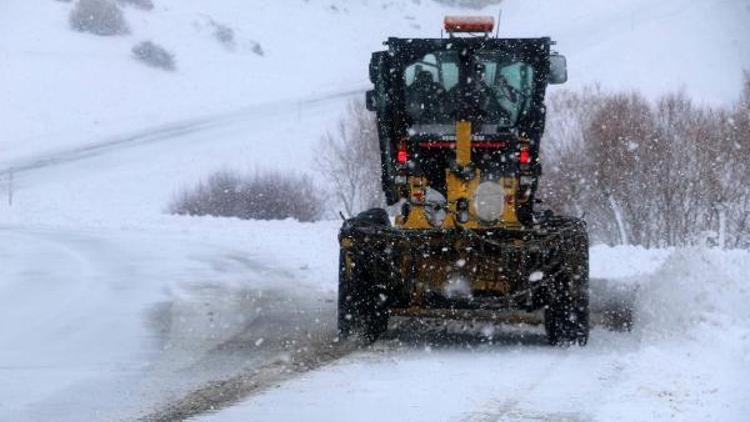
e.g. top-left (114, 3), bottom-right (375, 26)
top-left (2, 0), bottom-right (748, 169)
top-left (0, 0), bottom-right (748, 421)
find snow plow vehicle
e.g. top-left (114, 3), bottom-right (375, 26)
top-left (338, 17), bottom-right (589, 346)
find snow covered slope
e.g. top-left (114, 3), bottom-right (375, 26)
top-left (2, 0), bottom-right (748, 169)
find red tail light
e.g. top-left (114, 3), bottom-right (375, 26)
top-left (397, 143), bottom-right (408, 164)
top-left (519, 148), bottom-right (530, 165)
top-left (411, 189), bottom-right (424, 204)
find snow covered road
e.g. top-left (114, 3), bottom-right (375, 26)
top-left (2, 220), bottom-right (748, 421)
top-left (0, 226), bottom-right (166, 419)
top-left (0, 220), bottom-right (341, 421)
top-left (0, 53), bottom-right (356, 421)
top-left (193, 248), bottom-right (750, 422)
top-left (0, 87), bottom-right (365, 178)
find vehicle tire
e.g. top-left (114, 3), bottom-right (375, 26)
top-left (544, 222), bottom-right (590, 346)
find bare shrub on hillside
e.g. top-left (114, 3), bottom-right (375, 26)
top-left (315, 100), bottom-right (385, 217)
top-left (720, 71), bottom-right (750, 247)
top-left (210, 21), bottom-right (235, 48)
top-left (248, 41), bottom-right (265, 56)
top-left (541, 77), bottom-right (750, 248)
top-left (587, 92), bottom-right (662, 246)
top-left (539, 86), bottom-right (606, 230)
top-left (69, 0), bottom-right (129, 36)
top-left (132, 41), bottom-right (175, 71)
top-left (170, 170), bottom-right (323, 222)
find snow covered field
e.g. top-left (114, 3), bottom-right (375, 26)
top-left (1, 0), bottom-right (749, 420)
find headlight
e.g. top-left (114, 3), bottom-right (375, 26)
top-left (424, 187), bottom-right (447, 227)
top-left (473, 180), bottom-right (504, 222)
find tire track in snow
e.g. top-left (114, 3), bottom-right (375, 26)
top-left (457, 333), bottom-right (633, 422)
top-left (140, 328), bottom-right (358, 422)
top-left (0, 227), bottom-right (166, 421)
top-left (459, 359), bottom-right (566, 422)
top-left (135, 250), bottom-right (351, 422)
top-left (158, 313), bottom-right (637, 421)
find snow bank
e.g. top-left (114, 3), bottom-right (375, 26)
top-left (635, 248), bottom-right (750, 343)
top-left (590, 245), bottom-right (750, 341)
top-left (588, 245), bottom-right (670, 330)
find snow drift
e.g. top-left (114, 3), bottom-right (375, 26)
top-left (636, 248), bottom-right (750, 344)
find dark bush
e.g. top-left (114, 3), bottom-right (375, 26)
top-left (211, 21), bottom-right (235, 48)
top-left (540, 76), bottom-right (750, 248)
top-left (170, 170), bottom-right (324, 222)
top-left (315, 100), bottom-right (385, 217)
top-left (69, 0), bottom-right (129, 36)
top-left (132, 41), bottom-right (176, 71)
top-left (249, 41), bottom-right (264, 56)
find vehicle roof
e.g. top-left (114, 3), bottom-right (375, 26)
top-left (382, 37), bottom-right (553, 67)
top-left (385, 36), bottom-right (553, 48)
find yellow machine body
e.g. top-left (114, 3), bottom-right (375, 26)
top-left (395, 120), bottom-right (520, 230)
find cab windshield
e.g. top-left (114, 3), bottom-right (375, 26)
top-left (403, 49), bottom-right (535, 129)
